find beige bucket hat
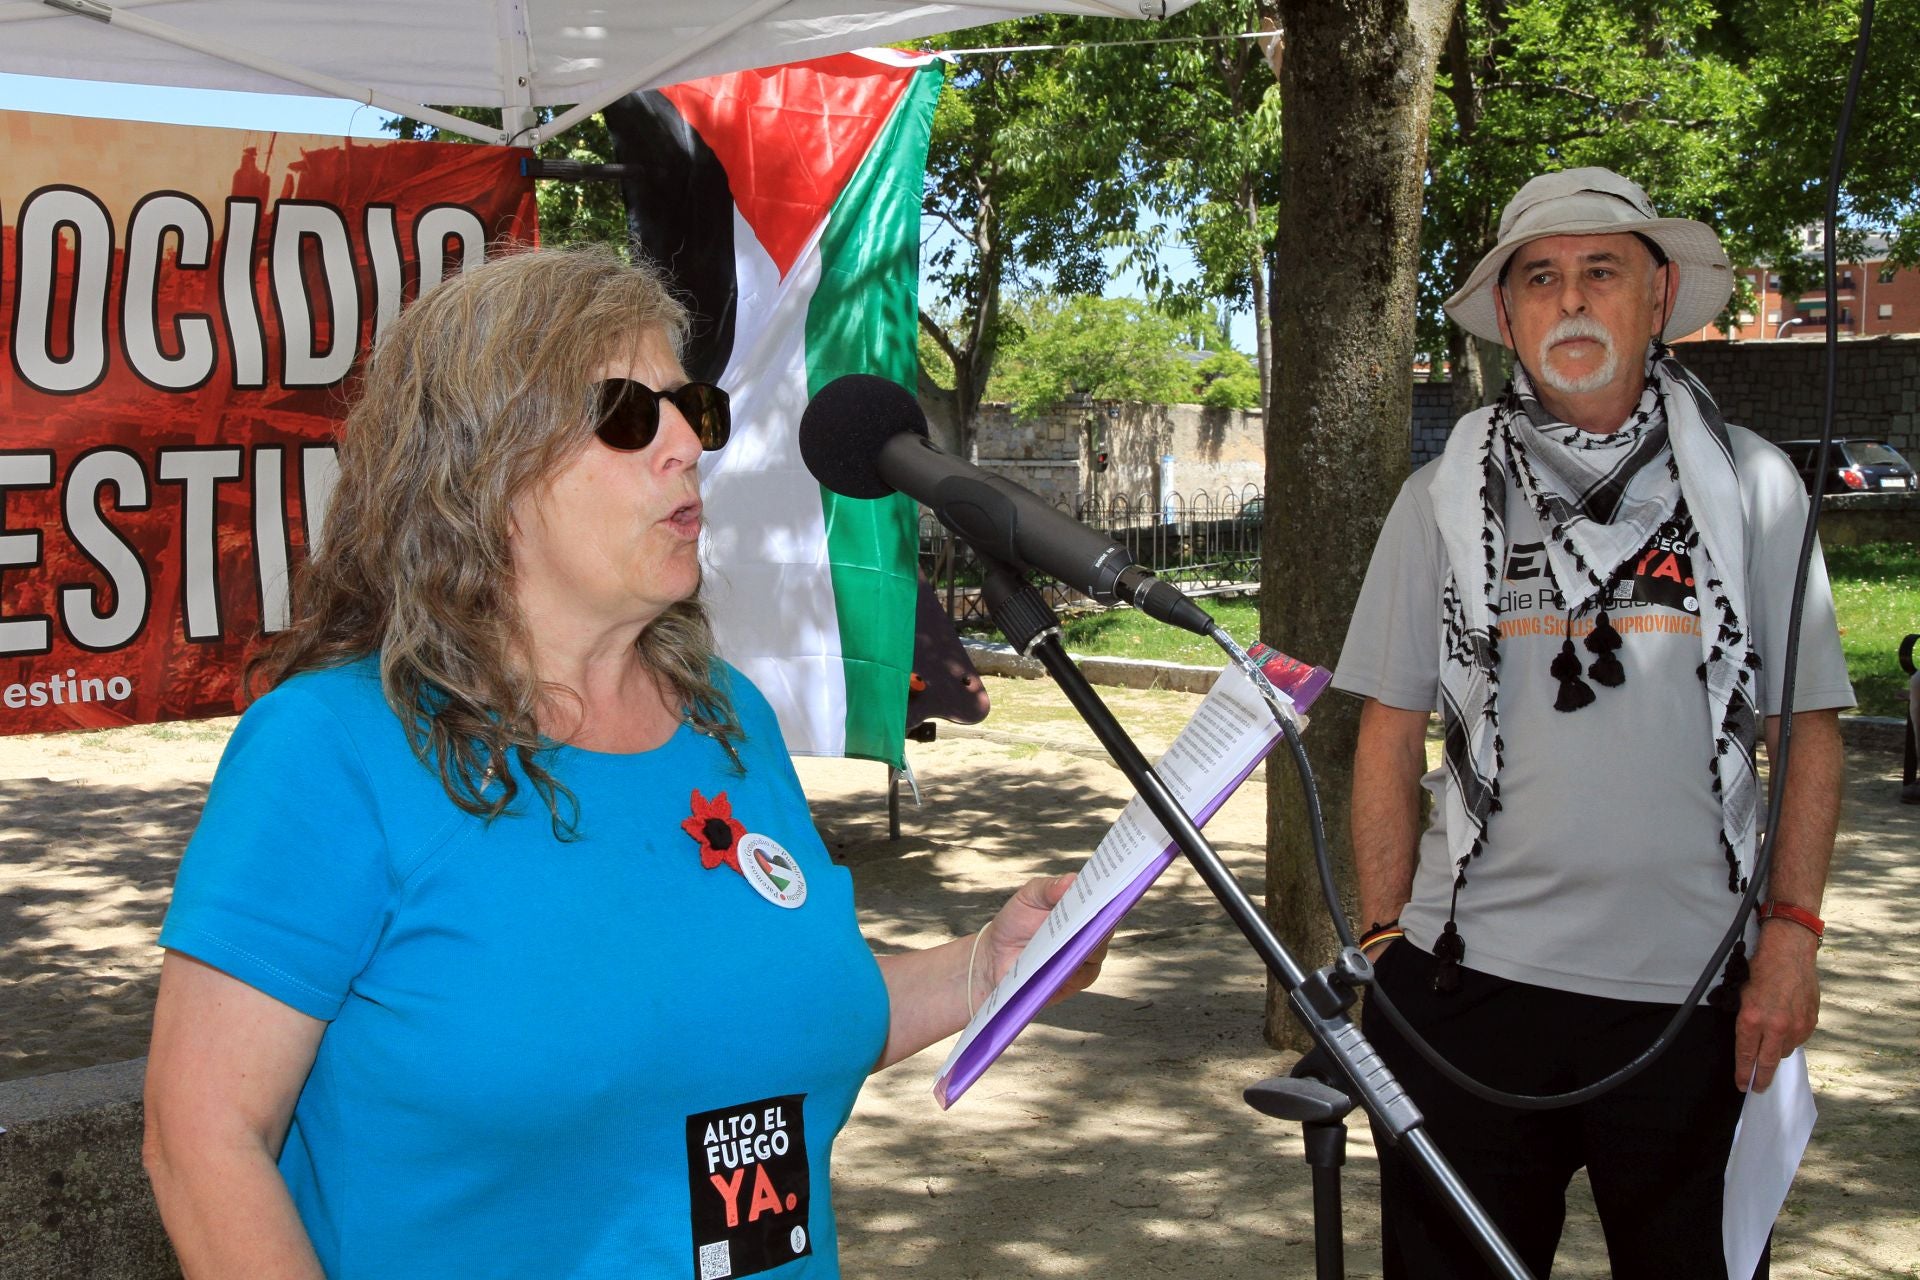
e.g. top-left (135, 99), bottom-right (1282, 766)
top-left (1444, 167), bottom-right (1733, 345)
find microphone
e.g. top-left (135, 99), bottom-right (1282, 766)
top-left (799, 374), bottom-right (1214, 636)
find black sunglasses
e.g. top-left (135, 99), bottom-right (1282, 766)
top-left (593, 378), bottom-right (731, 453)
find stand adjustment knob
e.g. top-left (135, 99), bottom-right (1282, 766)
top-left (1243, 1076), bottom-right (1356, 1125)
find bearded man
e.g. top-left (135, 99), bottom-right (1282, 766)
top-left (1332, 168), bottom-right (1853, 1277)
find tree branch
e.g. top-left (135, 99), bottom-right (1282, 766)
top-left (1481, 78), bottom-right (1693, 125)
top-left (918, 310), bottom-right (964, 367)
top-left (1443, 5), bottom-right (1480, 142)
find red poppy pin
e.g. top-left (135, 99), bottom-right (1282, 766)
top-left (683, 789), bottom-right (747, 875)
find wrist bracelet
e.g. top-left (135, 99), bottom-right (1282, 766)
top-left (966, 922), bottom-right (992, 1019)
top-left (1359, 919), bottom-right (1404, 950)
top-left (1758, 900), bottom-right (1825, 939)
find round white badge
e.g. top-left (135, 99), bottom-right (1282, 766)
top-left (739, 833), bottom-right (808, 909)
top-left (790, 1225), bottom-right (808, 1254)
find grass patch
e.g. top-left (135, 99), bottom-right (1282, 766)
top-left (1826, 540), bottom-right (1919, 719)
top-left (965, 597), bottom-right (1264, 665)
top-left (960, 541), bottom-right (1916, 717)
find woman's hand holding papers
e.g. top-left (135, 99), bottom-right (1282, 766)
top-left (977, 873), bottom-right (1109, 1014)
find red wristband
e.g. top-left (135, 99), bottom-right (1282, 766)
top-left (1758, 900), bottom-right (1825, 939)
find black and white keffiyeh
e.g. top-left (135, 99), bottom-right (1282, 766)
top-left (1426, 345), bottom-right (1762, 989)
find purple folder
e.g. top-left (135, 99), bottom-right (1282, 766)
top-left (934, 644), bottom-right (1331, 1108)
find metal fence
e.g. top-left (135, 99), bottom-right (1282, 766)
top-left (920, 485), bottom-right (1263, 627)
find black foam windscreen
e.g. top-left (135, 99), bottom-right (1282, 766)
top-left (797, 373), bottom-right (928, 500)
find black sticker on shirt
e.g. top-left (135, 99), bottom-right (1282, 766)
top-left (1624, 517), bottom-right (1699, 614)
top-left (686, 1093), bottom-right (811, 1279)
top-left (1502, 518), bottom-right (1700, 618)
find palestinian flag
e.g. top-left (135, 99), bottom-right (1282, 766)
top-left (607, 50), bottom-right (940, 769)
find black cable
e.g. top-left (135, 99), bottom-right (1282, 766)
top-left (1203, 627), bottom-right (1350, 949)
top-left (1284, 716), bottom-right (1352, 949)
top-left (1297, 0), bottom-right (1875, 1110)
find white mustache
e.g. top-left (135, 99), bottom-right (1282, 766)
top-left (1543, 315), bottom-right (1613, 351)
top-left (1535, 315), bottom-right (1618, 395)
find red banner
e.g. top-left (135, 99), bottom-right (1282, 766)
top-left (0, 111), bottom-right (537, 734)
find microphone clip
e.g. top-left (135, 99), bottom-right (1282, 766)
top-left (981, 560), bottom-right (1063, 657)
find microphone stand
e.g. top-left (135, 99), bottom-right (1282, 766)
top-left (977, 561), bottom-right (1531, 1280)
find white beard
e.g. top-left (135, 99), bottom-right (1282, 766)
top-left (1534, 315), bottom-right (1618, 395)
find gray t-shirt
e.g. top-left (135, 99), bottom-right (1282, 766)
top-left (1334, 423), bottom-right (1854, 1002)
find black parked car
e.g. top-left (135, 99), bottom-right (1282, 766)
top-left (1777, 438), bottom-right (1917, 495)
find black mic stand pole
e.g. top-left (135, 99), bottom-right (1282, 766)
top-left (978, 562), bottom-right (1531, 1280)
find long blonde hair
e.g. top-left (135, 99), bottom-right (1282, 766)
top-left (253, 244), bottom-right (742, 830)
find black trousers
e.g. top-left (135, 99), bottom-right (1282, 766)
top-left (1361, 941), bottom-right (1764, 1280)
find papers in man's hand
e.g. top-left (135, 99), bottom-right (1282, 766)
top-left (933, 644), bottom-right (1330, 1108)
top-left (1723, 1047), bottom-right (1816, 1280)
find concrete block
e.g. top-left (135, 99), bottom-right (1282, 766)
top-left (0, 1059), bottom-right (178, 1280)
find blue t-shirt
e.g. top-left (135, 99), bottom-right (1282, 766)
top-left (160, 657), bottom-right (890, 1279)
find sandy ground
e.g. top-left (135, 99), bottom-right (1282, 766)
top-left (1, 676), bottom-right (1915, 1277)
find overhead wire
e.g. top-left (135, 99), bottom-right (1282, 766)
top-left (930, 29), bottom-right (1275, 58)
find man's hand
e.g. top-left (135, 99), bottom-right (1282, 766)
top-left (1733, 921), bottom-right (1821, 1092)
top-left (1735, 708), bottom-right (1842, 1092)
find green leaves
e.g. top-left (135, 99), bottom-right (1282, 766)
top-left (919, 10), bottom-right (1285, 437)
top-left (1422, 0), bottom-right (1761, 356)
top-left (1423, 0), bottom-right (1919, 359)
top-left (988, 294), bottom-right (1259, 416)
top-left (1727, 0), bottom-right (1920, 270)
top-left (383, 106), bottom-right (629, 251)
top-left (1049, 3), bottom-right (1284, 328)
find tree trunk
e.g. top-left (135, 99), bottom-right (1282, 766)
top-left (1477, 336), bottom-right (1509, 401)
top-left (917, 371), bottom-right (963, 457)
top-left (1447, 323), bottom-right (1511, 416)
top-left (1446, 325), bottom-right (1507, 418)
top-left (950, 337), bottom-right (993, 463)
top-left (1263, 0), bottom-right (1455, 1050)
top-left (1447, 323), bottom-right (1480, 419)
top-left (1439, 3), bottom-right (1510, 423)
top-left (1248, 190), bottom-right (1274, 422)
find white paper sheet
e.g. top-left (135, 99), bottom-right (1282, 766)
top-left (1723, 1047), bottom-right (1816, 1280)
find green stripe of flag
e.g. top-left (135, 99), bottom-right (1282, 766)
top-left (804, 62), bottom-right (944, 768)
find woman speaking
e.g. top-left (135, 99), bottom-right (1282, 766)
top-left (142, 246), bottom-right (1095, 1278)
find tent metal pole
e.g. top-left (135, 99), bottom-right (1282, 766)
top-left (37, 0), bottom-right (507, 144)
top-left (501, 104), bottom-right (539, 144)
top-left (1071, 1), bottom-right (1169, 16)
top-left (1, 0), bottom-right (167, 23)
top-left (496, 0), bottom-right (539, 144)
top-left (531, 0), bottom-right (791, 145)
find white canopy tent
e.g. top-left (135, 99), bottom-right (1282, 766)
top-left (0, 0), bottom-right (1197, 144)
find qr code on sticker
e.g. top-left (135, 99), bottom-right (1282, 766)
top-left (698, 1241), bottom-right (732, 1280)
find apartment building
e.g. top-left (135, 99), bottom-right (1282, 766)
top-left (1674, 229), bottom-right (1920, 341)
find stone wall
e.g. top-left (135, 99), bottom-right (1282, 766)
top-left (966, 400), bottom-right (1264, 509)
top-left (0, 1059), bottom-right (177, 1279)
top-left (967, 402), bottom-right (1086, 508)
top-left (1814, 492), bottom-right (1920, 546)
top-left (1411, 381), bottom-right (1456, 467)
top-left (931, 340), bottom-right (1920, 516)
top-left (1679, 336), bottom-right (1920, 458)
top-left (1412, 336), bottom-right (1920, 466)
